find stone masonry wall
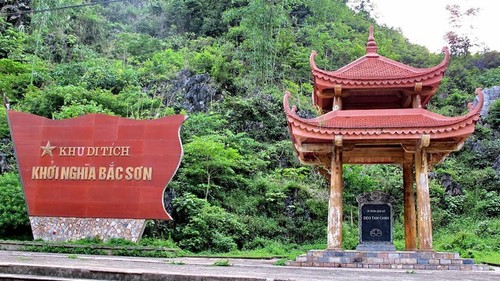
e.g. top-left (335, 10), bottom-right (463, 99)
top-left (288, 250), bottom-right (491, 271)
top-left (29, 217), bottom-right (146, 242)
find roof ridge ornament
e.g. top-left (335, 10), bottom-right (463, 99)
top-left (366, 25), bottom-right (378, 57)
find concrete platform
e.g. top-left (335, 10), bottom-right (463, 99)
top-left (0, 251), bottom-right (497, 281)
top-left (288, 249), bottom-right (491, 270)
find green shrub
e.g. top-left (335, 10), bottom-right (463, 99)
top-left (139, 49), bottom-right (184, 81)
top-left (486, 99), bottom-right (500, 129)
top-left (173, 194), bottom-right (248, 252)
top-left (342, 223), bottom-right (359, 250)
top-left (476, 191), bottom-right (500, 217)
top-left (52, 100), bottom-right (115, 119)
top-left (0, 173), bottom-right (30, 239)
top-left (0, 59), bottom-right (48, 102)
top-left (212, 259), bottom-right (231, 266)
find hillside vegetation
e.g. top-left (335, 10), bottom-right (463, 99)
top-left (0, 0), bottom-right (498, 262)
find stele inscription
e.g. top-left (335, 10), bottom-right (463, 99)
top-left (356, 191), bottom-right (395, 251)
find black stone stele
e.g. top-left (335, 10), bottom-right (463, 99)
top-left (360, 203), bottom-right (391, 242)
top-left (356, 191), bottom-right (396, 251)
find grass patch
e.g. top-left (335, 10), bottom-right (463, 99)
top-left (18, 237), bottom-right (181, 258)
top-left (167, 260), bottom-right (186, 265)
top-left (472, 251), bottom-right (500, 265)
top-left (22, 243), bottom-right (107, 256)
top-left (6, 216), bottom-right (499, 265)
top-left (187, 240), bottom-right (326, 261)
top-left (212, 259), bottom-right (231, 266)
top-left (274, 258), bottom-right (287, 266)
top-left (434, 217), bottom-right (500, 264)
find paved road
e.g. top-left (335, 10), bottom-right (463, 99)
top-left (0, 251), bottom-right (498, 281)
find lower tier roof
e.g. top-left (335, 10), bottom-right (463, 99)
top-left (283, 89), bottom-right (483, 166)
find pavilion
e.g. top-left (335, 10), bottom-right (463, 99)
top-left (283, 26), bottom-right (483, 252)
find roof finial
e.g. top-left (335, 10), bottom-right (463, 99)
top-left (366, 25), bottom-right (378, 57)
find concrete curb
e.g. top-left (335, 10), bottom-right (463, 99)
top-left (0, 251), bottom-right (497, 281)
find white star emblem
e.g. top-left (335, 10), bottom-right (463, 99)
top-left (40, 141), bottom-right (56, 157)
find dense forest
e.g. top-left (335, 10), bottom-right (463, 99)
top-left (0, 0), bottom-right (498, 262)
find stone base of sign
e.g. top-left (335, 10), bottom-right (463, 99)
top-left (29, 217), bottom-right (146, 242)
top-left (356, 243), bottom-right (396, 251)
top-left (288, 250), bottom-right (491, 271)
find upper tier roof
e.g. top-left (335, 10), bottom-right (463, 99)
top-left (310, 26), bottom-right (450, 90)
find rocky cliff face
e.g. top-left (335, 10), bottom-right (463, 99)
top-left (166, 69), bottom-right (219, 113)
top-left (476, 86), bottom-right (500, 176)
top-left (479, 86), bottom-right (500, 119)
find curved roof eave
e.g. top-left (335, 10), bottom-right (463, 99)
top-left (283, 89), bottom-right (483, 138)
top-left (309, 47), bottom-right (450, 86)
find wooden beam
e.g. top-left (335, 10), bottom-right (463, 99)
top-left (298, 153), bottom-right (330, 167)
top-left (344, 156), bottom-right (405, 164)
top-left (415, 149), bottom-right (433, 250)
top-left (316, 89), bottom-right (334, 97)
top-left (343, 147), bottom-right (405, 158)
top-left (345, 139), bottom-right (419, 146)
top-left (403, 136), bottom-right (464, 155)
top-left (299, 145), bottom-right (409, 164)
top-left (327, 146), bottom-right (343, 250)
top-left (334, 135), bottom-right (343, 147)
top-left (332, 96), bottom-right (342, 111)
top-left (333, 85), bottom-right (343, 111)
top-left (343, 146), bottom-right (406, 163)
top-left (412, 94), bottom-right (422, 108)
top-left (297, 156), bottom-right (323, 166)
top-left (426, 141), bottom-right (465, 152)
top-left (402, 94), bottom-right (413, 108)
top-left (298, 139), bottom-right (464, 165)
top-left (414, 82), bottom-right (423, 93)
top-left (334, 84), bottom-right (342, 96)
top-left (403, 163), bottom-right (417, 250)
top-left (428, 152), bottom-right (451, 166)
top-left (404, 152), bottom-right (414, 164)
top-left (297, 143), bottom-right (354, 153)
top-left (297, 143), bottom-right (334, 153)
top-left (417, 134), bottom-right (430, 149)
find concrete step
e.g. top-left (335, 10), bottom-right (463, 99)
top-left (0, 273), bottom-right (99, 281)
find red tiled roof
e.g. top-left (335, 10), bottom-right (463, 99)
top-left (284, 89), bottom-right (483, 140)
top-left (310, 26), bottom-right (450, 88)
top-left (336, 58), bottom-right (416, 78)
top-left (310, 49), bottom-right (450, 87)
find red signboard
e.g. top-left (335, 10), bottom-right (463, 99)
top-left (7, 110), bottom-right (186, 219)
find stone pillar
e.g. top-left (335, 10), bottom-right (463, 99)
top-left (327, 145), bottom-right (343, 250)
top-left (415, 149), bottom-right (433, 250)
top-left (403, 163), bottom-right (417, 250)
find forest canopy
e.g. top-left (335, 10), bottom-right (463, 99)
top-left (0, 0), bottom-right (498, 260)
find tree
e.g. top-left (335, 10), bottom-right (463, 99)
top-left (0, 0), bottom-right (31, 27)
top-left (444, 4), bottom-right (479, 56)
top-left (225, 0), bottom-right (292, 86)
top-left (182, 135), bottom-right (242, 200)
top-left (348, 0), bottom-right (374, 18)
